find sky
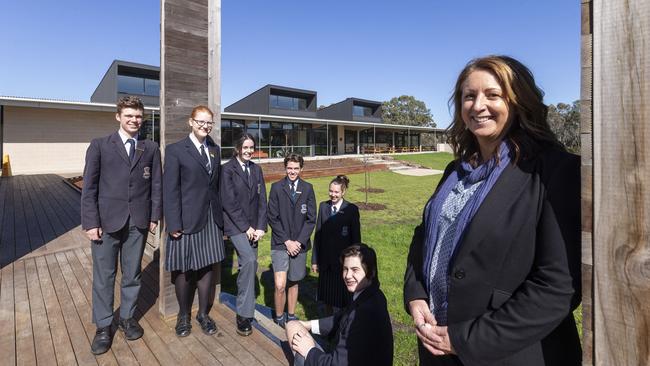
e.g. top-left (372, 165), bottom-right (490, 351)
top-left (0, 1), bottom-right (580, 128)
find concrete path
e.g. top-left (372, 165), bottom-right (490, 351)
top-left (393, 167), bottom-right (444, 176)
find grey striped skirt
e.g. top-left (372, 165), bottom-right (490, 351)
top-left (165, 210), bottom-right (225, 273)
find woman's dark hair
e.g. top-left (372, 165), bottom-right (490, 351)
top-left (447, 55), bottom-right (564, 162)
top-left (330, 175), bottom-right (350, 191)
top-left (340, 243), bottom-right (378, 283)
top-left (234, 133), bottom-right (256, 157)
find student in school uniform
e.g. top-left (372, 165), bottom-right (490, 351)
top-left (267, 153), bottom-right (317, 327)
top-left (163, 105), bottom-right (225, 337)
top-left (220, 133), bottom-right (268, 336)
top-left (81, 96), bottom-right (162, 355)
top-left (311, 175), bottom-right (361, 313)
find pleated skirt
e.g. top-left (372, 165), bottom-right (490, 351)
top-left (165, 209), bottom-right (225, 273)
top-left (317, 266), bottom-right (352, 308)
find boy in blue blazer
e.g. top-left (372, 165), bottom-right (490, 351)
top-left (81, 96), bottom-right (162, 355)
top-left (267, 153), bottom-right (316, 327)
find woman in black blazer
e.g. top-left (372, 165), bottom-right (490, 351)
top-left (311, 175), bottom-right (361, 311)
top-left (288, 244), bottom-right (393, 366)
top-left (404, 56), bottom-right (581, 366)
top-left (163, 105), bottom-right (224, 337)
top-left (220, 133), bottom-right (268, 336)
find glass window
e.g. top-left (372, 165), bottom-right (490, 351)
top-left (118, 75), bottom-right (145, 94)
top-left (353, 105), bottom-right (373, 117)
top-left (144, 78), bottom-right (160, 96)
top-left (270, 94), bottom-right (308, 111)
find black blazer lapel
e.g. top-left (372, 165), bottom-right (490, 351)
top-left (207, 141), bottom-right (219, 181)
top-left (184, 137), bottom-right (210, 176)
top-left (110, 132), bottom-right (131, 167)
top-left (452, 163), bottom-right (531, 262)
top-left (232, 158), bottom-right (250, 187)
top-left (131, 143), bottom-right (145, 171)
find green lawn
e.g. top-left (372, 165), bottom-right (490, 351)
top-left (220, 155), bottom-right (582, 364)
top-left (392, 152), bottom-right (454, 170)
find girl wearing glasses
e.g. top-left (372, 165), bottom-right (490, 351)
top-left (163, 105), bottom-right (224, 337)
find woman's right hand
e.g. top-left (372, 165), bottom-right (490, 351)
top-left (246, 227), bottom-right (255, 240)
top-left (170, 230), bottom-right (182, 238)
top-left (311, 264), bottom-right (318, 273)
top-left (409, 299), bottom-right (440, 355)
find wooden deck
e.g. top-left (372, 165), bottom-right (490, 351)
top-left (0, 175), bottom-right (290, 365)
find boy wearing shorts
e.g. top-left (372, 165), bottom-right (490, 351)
top-left (267, 153), bottom-right (316, 327)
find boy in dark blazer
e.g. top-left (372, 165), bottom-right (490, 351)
top-left (81, 96), bottom-right (162, 355)
top-left (267, 153), bottom-right (316, 327)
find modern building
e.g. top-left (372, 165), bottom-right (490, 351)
top-left (0, 61), bottom-right (443, 175)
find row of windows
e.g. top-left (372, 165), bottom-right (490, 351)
top-left (353, 105), bottom-right (374, 117)
top-left (118, 75), bottom-right (160, 97)
top-left (270, 95), bottom-right (308, 111)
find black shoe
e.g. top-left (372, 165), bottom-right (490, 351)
top-left (273, 313), bottom-right (286, 329)
top-left (91, 326), bottom-right (112, 355)
top-left (196, 313), bottom-right (218, 335)
top-left (175, 314), bottom-right (192, 337)
top-left (236, 315), bottom-right (253, 336)
top-left (118, 317), bottom-right (144, 340)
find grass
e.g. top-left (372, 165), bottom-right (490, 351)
top-left (220, 152), bottom-right (582, 364)
top-left (392, 152), bottom-right (454, 170)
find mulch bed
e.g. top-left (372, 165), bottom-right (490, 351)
top-left (355, 202), bottom-right (387, 211)
top-left (357, 187), bottom-right (385, 193)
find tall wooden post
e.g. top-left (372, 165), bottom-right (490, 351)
top-left (580, 0), bottom-right (593, 364)
top-left (159, 0), bottom-right (221, 318)
top-left (590, 0), bottom-right (650, 364)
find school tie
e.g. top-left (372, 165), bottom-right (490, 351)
top-left (290, 182), bottom-right (297, 203)
top-left (331, 205), bottom-right (337, 215)
top-left (245, 163), bottom-right (252, 185)
top-left (126, 138), bottom-right (136, 163)
top-left (200, 145), bottom-right (211, 173)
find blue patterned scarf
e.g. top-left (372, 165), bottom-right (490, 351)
top-left (422, 141), bottom-right (512, 293)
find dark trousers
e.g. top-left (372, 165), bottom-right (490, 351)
top-left (91, 219), bottom-right (147, 328)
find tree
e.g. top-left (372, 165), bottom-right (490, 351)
top-left (382, 95), bottom-right (436, 128)
top-left (548, 100), bottom-right (580, 153)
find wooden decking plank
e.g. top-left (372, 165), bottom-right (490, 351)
top-left (19, 176), bottom-right (46, 253)
top-left (30, 175), bottom-right (69, 238)
top-left (65, 249), bottom-right (171, 366)
top-left (74, 248), bottom-right (199, 366)
top-left (22, 174), bottom-right (58, 245)
top-left (34, 175), bottom-right (77, 235)
top-left (41, 175), bottom-right (81, 228)
top-left (14, 260), bottom-right (37, 365)
top-left (44, 253), bottom-right (99, 365)
top-left (113, 250), bottom-right (225, 366)
top-left (0, 264), bottom-right (16, 365)
top-left (24, 258), bottom-right (57, 366)
top-left (13, 177), bottom-right (32, 260)
top-left (35, 256), bottom-right (78, 365)
top-left (211, 307), bottom-right (287, 366)
top-left (0, 178), bottom-right (8, 250)
top-left (0, 178), bottom-right (16, 267)
top-left (47, 174), bottom-right (82, 217)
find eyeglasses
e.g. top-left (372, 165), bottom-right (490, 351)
top-left (192, 118), bottom-right (215, 127)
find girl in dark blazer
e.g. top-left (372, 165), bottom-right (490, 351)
top-left (288, 244), bottom-right (393, 366)
top-left (220, 133), bottom-right (268, 336)
top-left (404, 56), bottom-right (581, 366)
top-left (311, 175), bottom-right (361, 311)
top-left (163, 105), bottom-right (224, 337)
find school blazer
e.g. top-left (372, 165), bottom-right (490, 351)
top-left (304, 281), bottom-right (393, 366)
top-left (81, 131), bottom-right (162, 233)
top-left (312, 200), bottom-right (361, 270)
top-left (267, 178), bottom-right (317, 252)
top-left (404, 148), bottom-right (582, 366)
top-left (220, 158), bottom-right (268, 237)
top-left (163, 136), bottom-right (223, 234)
